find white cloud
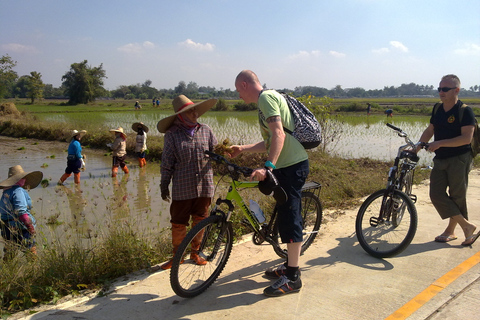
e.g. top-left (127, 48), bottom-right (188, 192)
top-left (390, 41), bottom-right (409, 52)
top-left (372, 41), bottom-right (408, 54)
top-left (1, 43), bottom-right (38, 54)
top-left (178, 39), bottom-right (215, 52)
top-left (454, 43), bottom-right (480, 56)
top-left (329, 51), bottom-right (346, 58)
top-left (117, 41), bottom-right (156, 54)
top-left (372, 47), bottom-right (390, 54)
top-left (287, 50), bottom-right (321, 60)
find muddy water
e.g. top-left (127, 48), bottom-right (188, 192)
top-left (0, 136), bottom-right (171, 252)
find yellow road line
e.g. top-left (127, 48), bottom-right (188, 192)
top-left (385, 250), bottom-right (480, 320)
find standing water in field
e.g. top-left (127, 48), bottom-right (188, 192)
top-left (0, 136), bottom-right (171, 254)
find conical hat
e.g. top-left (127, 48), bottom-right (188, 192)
top-left (109, 127), bottom-right (127, 138)
top-left (132, 122), bottom-right (149, 133)
top-left (71, 129), bottom-right (87, 138)
top-left (157, 95), bottom-right (217, 133)
top-left (0, 165), bottom-right (43, 189)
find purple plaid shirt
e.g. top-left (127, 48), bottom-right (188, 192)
top-left (161, 123), bottom-right (217, 200)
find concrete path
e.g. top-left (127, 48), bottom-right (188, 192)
top-left (11, 170), bottom-right (480, 320)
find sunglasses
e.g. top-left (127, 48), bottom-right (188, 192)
top-left (437, 87), bottom-right (457, 92)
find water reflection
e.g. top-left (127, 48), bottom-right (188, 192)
top-left (60, 185), bottom-right (89, 236)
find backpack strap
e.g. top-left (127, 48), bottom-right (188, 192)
top-left (433, 102), bottom-right (469, 123)
top-left (258, 91), bottom-right (293, 135)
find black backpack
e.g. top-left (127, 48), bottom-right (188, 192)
top-left (433, 102), bottom-right (480, 157)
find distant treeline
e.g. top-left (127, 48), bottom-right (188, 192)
top-left (2, 55), bottom-right (479, 102)
top-left (36, 80), bottom-right (480, 100)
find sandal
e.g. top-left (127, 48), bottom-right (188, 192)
top-left (461, 232), bottom-right (480, 246)
top-left (435, 234), bottom-right (457, 243)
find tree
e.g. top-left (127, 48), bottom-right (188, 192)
top-left (14, 75), bottom-right (30, 98)
top-left (174, 81), bottom-right (186, 94)
top-left (26, 71), bottom-right (44, 103)
top-left (61, 60), bottom-right (107, 104)
top-left (0, 54), bottom-right (18, 98)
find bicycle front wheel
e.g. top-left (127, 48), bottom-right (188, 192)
top-left (274, 191), bottom-right (323, 259)
top-left (170, 214), bottom-right (233, 298)
top-left (355, 189), bottom-right (417, 258)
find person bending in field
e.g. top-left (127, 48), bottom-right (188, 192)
top-left (0, 165), bottom-right (43, 260)
top-left (107, 127), bottom-right (129, 177)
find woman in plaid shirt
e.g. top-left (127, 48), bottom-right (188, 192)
top-left (157, 95), bottom-right (218, 270)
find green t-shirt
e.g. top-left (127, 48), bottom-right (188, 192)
top-left (258, 90), bottom-right (308, 168)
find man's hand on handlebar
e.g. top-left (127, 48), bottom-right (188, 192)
top-left (416, 142), bottom-right (430, 153)
top-left (249, 168), bottom-right (268, 182)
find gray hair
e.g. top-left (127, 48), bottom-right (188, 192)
top-left (441, 74), bottom-right (461, 88)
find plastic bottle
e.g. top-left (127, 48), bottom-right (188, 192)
top-left (249, 200), bottom-right (265, 224)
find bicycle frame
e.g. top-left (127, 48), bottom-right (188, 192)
top-left (385, 123), bottom-right (424, 192)
top-left (212, 179), bottom-right (262, 232)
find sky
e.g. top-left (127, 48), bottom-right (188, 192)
top-left (1, 0), bottom-right (479, 92)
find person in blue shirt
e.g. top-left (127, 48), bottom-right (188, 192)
top-left (0, 165), bottom-right (43, 260)
top-left (58, 130), bottom-right (87, 185)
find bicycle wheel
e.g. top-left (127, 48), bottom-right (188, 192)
top-left (355, 189), bottom-right (417, 258)
top-left (274, 191), bottom-right (323, 259)
top-left (170, 213), bottom-right (233, 298)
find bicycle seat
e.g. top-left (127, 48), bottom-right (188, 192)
top-left (259, 170), bottom-right (288, 205)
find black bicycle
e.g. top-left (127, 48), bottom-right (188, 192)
top-left (355, 123), bottom-right (427, 258)
top-left (170, 151), bottom-right (323, 298)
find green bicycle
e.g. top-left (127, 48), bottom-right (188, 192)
top-left (170, 150), bottom-right (323, 298)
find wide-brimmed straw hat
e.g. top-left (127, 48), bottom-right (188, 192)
top-left (157, 95), bottom-right (217, 133)
top-left (109, 127), bottom-right (127, 138)
top-left (131, 122), bottom-right (149, 133)
top-left (0, 165), bottom-right (43, 189)
top-left (71, 129), bottom-right (87, 138)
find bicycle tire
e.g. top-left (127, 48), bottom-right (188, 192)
top-left (355, 189), bottom-right (417, 258)
top-left (273, 191), bottom-right (323, 259)
top-left (170, 213), bottom-right (233, 298)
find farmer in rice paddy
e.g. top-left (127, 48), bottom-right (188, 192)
top-left (157, 95), bottom-right (217, 270)
top-left (107, 127), bottom-right (129, 177)
top-left (132, 122), bottom-right (148, 168)
top-left (0, 165), bottom-right (43, 260)
top-left (58, 130), bottom-right (87, 185)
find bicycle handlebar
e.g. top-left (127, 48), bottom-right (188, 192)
top-left (385, 123), bottom-right (429, 150)
top-left (386, 122), bottom-right (402, 133)
top-left (204, 150), bottom-right (254, 177)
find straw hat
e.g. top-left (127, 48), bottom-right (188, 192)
top-left (157, 95), bottom-right (217, 133)
top-left (109, 127), bottom-right (127, 138)
top-left (131, 122), bottom-right (149, 133)
top-left (71, 129), bottom-right (87, 138)
top-left (0, 165), bottom-right (43, 189)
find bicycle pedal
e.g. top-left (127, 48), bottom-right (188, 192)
top-left (410, 194), bottom-right (417, 203)
top-left (369, 216), bottom-right (379, 227)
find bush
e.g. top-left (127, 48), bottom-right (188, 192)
top-left (212, 98), bottom-right (228, 111)
top-left (233, 101), bottom-right (257, 111)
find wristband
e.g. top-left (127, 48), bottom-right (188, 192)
top-left (265, 161), bottom-right (276, 170)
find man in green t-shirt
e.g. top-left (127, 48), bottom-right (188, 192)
top-left (230, 70), bottom-right (309, 297)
